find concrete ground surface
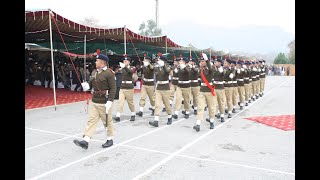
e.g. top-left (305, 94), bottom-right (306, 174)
top-left (25, 76), bottom-right (295, 180)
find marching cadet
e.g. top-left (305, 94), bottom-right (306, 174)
top-left (223, 58), bottom-right (234, 118)
top-left (169, 56), bottom-right (181, 112)
top-left (189, 56), bottom-right (200, 115)
top-left (193, 53), bottom-right (217, 131)
top-left (136, 55), bottom-right (155, 117)
top-left (236, 60), bottom-right (245, 110)
top-left (250, 61), bottom-right (257, 101)
top-left (172, 55), bottom-right (191, 119)
top-left (163, 56), bottom-right (177, 112)
top-left (211, 57), bottom-right (226, 122)
top-left (230, 60), bottom-right (238, 113)
top-left (73, 54), bottom-right (116, 149)
top-left (260, 60), bottom-right (266, 96)
top-left (243, 61), bottom-right (251, 106)
top-left (114, 55), bottom-right (136, 122)
top-left (247, 61), bottom-right (252, 103)
top-left (255, 61), bottom-right (261, 99)
top-left (149, 53), bottom-right (173, 127)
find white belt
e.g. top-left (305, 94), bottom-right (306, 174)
top-left (214, 81), bottom-right (224, 84)
top-left (190, 80), bottom-right (198, 83)
top-left (237, 79), bottom-right (244, 81)
top-left (201, 82), bottom-right (213, 86)
top-left (232, 81), bottom-right (237, 83)
top-left (172, 77), bottom-right (179, 80)
top-left (143, 78), bottom-right (153, 82)
top-left (249, 79), bottom-right (252, 81)
top-left (157, 80), bottom-right (169, 84)
top-left (179, 80), bottom-right (190, 84)
top-left (244, 77), bottom-right (249, 80)
top-left (225, 81), bottom-right (233, 84)
top-left (198, 78), bottom-right (201, 81)
top-left (122, 81), bottom-right (132, 84)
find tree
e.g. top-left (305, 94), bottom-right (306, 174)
top-left (288, 40), bottom-right (295, 64)
top-left (138, 19), bottom-right (162, 36)
top-left (79, 17), bottom-right (109, 28)
top-left (273, 53), bottom-right (289, 64)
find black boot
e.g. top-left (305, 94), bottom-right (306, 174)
top-left (73, 139), bottom-right (88, 149)
top-left (240, 106), bottom-right (243, 110)
top-left (185, 114), bottom-right (189, 119)
top-left (215, 113), bottom-right (221, 118)
top-left (102, 140), bottom-right (113, 148)
top-left (206, 118), bottom-right (210, 123)
top-left (221, 117), bottom-right (225, 122)
top-left (245, 102), bottom-right (248, 106)
top-left (149, 107), bottom-right (153, 111)
top-left (252, 97), bottom-right (255, 101)
top-left (194, 109), bottom-right (197, 115)
top-left (182, 111), bottom-right (186, 115)
top-left (210, 122), bottom-right (214, 129)
top-left (228, 114), bottom-right (232, 118)
top-left (149, 121), bottom-right (159, 127)
top-left (136, 111), bottom-right (143, 117)
top-left (204, 106), bottom-right (208, 111)
top-left (113, 117), bottom-right (120, 122)
top-left (172, 114), bottom-right (178, 119)
top-left (256, 95), bottom-right (259, 99)
top-left (225, 109), bottom-right (228, 114)
top-left (162, 108), bottom-right (166, 112)
top-left (248, 99), bottom-right (251, 103)
top-left (191, 105), bottom-right (194, 109)
top-left (151, 109), bottom-right (155, 116)
top-left (167, 118), bottom-right (172, 125)
top-left (182, 100), bottom-right (184, 104)
top-left (193, 125), bottom-right (200, 132)
top-left (260, 93), bottom-right (262, 97)
top-left (232, 109), bottom-right (236, 113)
top-left (130, 115), bottom-right (135, 121)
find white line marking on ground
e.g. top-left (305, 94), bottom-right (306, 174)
top-left (122, 144), bottom-right (294, 176)
top-left (132, 79), bottom-right (290, 180)
top-left (27, 115), bottom-right (193, 180)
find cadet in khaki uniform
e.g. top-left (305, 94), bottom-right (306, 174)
top-left (255, 61), bottom-right (261, 99)
top-left (193, 53), bottom-right (217, 131)
top-left (243, 61), bottom-right (251, 106)
top-left (250, 62), bottom-right (257, 101)
top-left (163, 56), bottom-right (177, 112)
top-left (236, 60), bottom-right (245, 110)
top-left (73, 54), bottom-right (116, 149)
top-left (212, 58), bottom-right (226, 122)
top-left (230, 60), bottom-right (238, 113)
top-left (172, 56), bottom-right (191, 119)
top-left (259, 60), bottom-right (266, 96)
top-left (136, 56), bottom-right (155, 117)
top-left (247, 61), bottom-right (253, 103)
top-left (114, 56), bottom-right (136, 122)
top-left (223, 59), bottom-right (234, 118)
top-left (189, 56), bottom-right (200, 115)
top-left (149, 54), bottom-right (173, 127)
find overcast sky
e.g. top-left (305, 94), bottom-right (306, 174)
top-left (25, 0), bottom-right (295, 36)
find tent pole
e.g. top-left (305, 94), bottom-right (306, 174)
top-left (49, 10), bottom-right (57, 111)
top-left (124, 25), bottom-right (126, 55)
top-left (84, 35), bottom-right (86, 82)
top-left (165, 35), bottom-right (167, 54)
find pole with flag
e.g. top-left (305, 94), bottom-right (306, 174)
top-left (124, 25), bottom-right (127, 55)
top-left (49, 9), bottom-right (57, 111)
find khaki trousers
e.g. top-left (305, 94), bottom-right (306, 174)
top-left (169, 84), bottom-right (176, 102)
top-left (225, 87), bottom-right (233, 112)
top-left (251, 81), bottom-right (256, 97)
top-left (256, 80), bottom-right (261, 95)
top-left (154, 90), bottom-right (172, 116)
top-left (260, 78), bottom-right (265, 92)
top-left (215, 89), bottom-right (226, 114)
top-left (197, 92), bottom-right (217, 121)
top-left (190, 86), bottom-right (200, 108)
top-left (176, 87), bottom-right (191, 113)
top-left (117, 89), bottom-right (135, 113)
top-left (244, 84), bottom-right (250, 102)
top-left (238, 86), bottom-right (245, 104)
top-left (84, 101), bottom-right (114, 138)
top-left (139, 85), bottom-right (155, 108)
top-left (232, 86), bottom-right (239, 107)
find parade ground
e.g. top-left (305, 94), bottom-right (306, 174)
top-left (25, 76), bottom-right (295, 180)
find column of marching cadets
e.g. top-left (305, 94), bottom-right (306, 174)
top-left (114, 53), bottom-right (267, 132)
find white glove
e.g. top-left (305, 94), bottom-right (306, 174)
top-left (188, 64), bottom-right (193, 68)
top-left (158, 60), bottom-right (164, 67)
top-left (218, 66), bottom-right (223, 73)
top-left (243, 65), bottom-right (247, 69)
top-left (237, 69), bottom-right (240, 74)
top-left (210, 62), bottom-right (213, 66)
top-left (262, 62), bottom-right (265, 65)
top-left (253, 67), bottom-right (257, 71)
top-left (262, 68), bottom-right (265, 71)
top-left (258, 68), bottom-right (261, 72)
top-left (174, 68), bottom-right (178, 73)
top-left (81, 82), bottom-right (90, 91)
top-left (119, 62), bottom-right (125, 68)
top-left (241, 68), bottom-right (244, 71)
top-left (143, 61), bottom-right (149, 67)
top-left (180, 63), bottom-right (186, 69)
top-left (229, 73), bottom-right (234, 79)
top-left (105, 101), bottom-right (113, 112)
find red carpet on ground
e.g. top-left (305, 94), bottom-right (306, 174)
top-left (25, 85), bottom-right (141, 110)
top-left (245, 115), bottom-right (295, 131)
